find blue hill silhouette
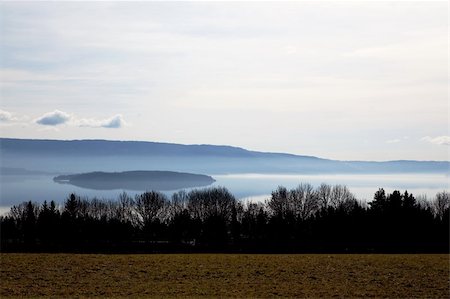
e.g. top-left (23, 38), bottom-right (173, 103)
top-left (1, 138), bottom-right (448, 174)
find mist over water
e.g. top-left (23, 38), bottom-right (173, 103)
top-left (214, 173), bottom-right (450, 202)
top-left (1, 172), bottom-right (448, 212)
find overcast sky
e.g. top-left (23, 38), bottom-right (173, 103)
top-left (0, 1), bottom-right (448, 161)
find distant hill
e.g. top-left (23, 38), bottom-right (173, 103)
top-left (0, 138), bottom-right (318, 159)
top-left (0, 138), bottom-right (449, 174)
top-left (0, 167), bottom-right (58, 176)
top-left (53, 171), bottom-right (215, 191)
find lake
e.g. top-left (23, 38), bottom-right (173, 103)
top-left (1, 172), bottom-right (448, 214)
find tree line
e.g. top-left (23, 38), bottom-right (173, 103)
top-left (1, 184), bottom-right (448, 253)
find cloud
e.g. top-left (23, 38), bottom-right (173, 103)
top-left (77, 114), bottom-right (127, 128)
top-left (101, 114), bottom-right (126, 128)
top-left (0, 109), bottom-right (17, 122)
top-left (35, 110), bottom-right (71, 126)
top-left (421, 136), bottom-right (450, 146)
top-left (35, 110), bottom-right (127, 128)
top-left (0, 109), bottom-right (29, 124)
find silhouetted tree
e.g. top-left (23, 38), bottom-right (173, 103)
top-left (317, 183), bottom-right (332, 209)
top-left (135, 191), bottom-right (168, 240)
top-left (23, 201), bottom-right (39, 246)
top-left (369, 188), bottom-right (387, 212)
top-left (64, 193), bottom-right (80, 219)
top-left (433, 191), bottom-right (449, 220)
top-left (187, 187), bottom-right (237, 245)
top-left (0, 185), bottom-right (448, 253)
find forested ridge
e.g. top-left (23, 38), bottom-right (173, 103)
top-left (1, 184), bottom-right (448, 253)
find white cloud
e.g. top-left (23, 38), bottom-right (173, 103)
top-left (101, 115), bottom-right (126, 128)
top-left (77, 114), bottom-right (127, 128)
top-left (35, 110), bottom-right (71, 126)
top-left (34, 110), bottom-right (126, 128)
top-left (0, 109), bottom-right (17, 122)
top-left (421, 136), bottom-right (450, 146)
top-left (0, 109), bottom-right (28, 124)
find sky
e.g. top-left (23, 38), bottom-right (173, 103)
top-left (0, 1), bottom-right (448, 161)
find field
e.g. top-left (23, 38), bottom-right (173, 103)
top-left (1, 254), bottom-right (448, 298)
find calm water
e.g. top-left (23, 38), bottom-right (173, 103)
top-left (1, 173), bottom-right (448, 213)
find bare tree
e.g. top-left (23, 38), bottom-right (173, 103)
top-left (416, 194), bottom-right (431, 210)
top-left (9, 202), bottom-right (28, 223)
top-left (289, 183), bottom-right (319, 220)
top-left (116, 192), bottom-right (136, 224)
top-left (170, 190), bottom-right (189, 219)
top-left (330, 184), bottom-right (357, 211)
top-left (267, 186), bottom-right (289, 218)
top-left (187, 187), bottom-right (236, 222)
top-left (432, 191), bottom-right (449, 220)
top-left (268, 184), bottom-right (319, 220)
top-left (317, 183), bottom-right (332, 209)
top-left (8, 201), bottom-right (40, 232)
top-left (135, 191), bottom-right (169, 227)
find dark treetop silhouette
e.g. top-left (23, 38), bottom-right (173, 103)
top-left (1, 185), bottom-right (448, 253)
